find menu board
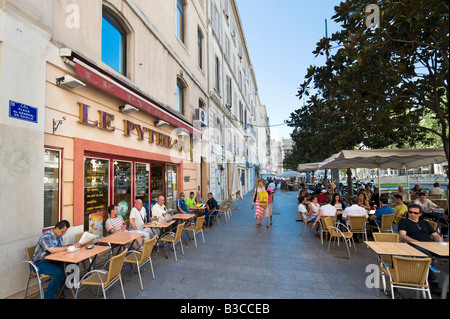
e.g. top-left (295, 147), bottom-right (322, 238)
top-left (84, 158), bottom-right (109, 235)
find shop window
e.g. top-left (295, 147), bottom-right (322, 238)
top-left (44, 149), bottom-right (61, 229)
top-left (113, 160), bottom-right (132, 223)
top-left (102, 8), bottom-right (127, 75)
top-left (84, 157), bottom-right (109, 237)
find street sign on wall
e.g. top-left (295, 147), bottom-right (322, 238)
top-left (9, 100), bottom-right (38, 123)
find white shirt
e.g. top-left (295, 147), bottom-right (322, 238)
top-left (321, 204), bottom-right (337, 216)
top-left (130, 207), bottom-right (147, 230)
top-left (343, 204), bottom-right (368, 220)
top-left (151, 203), bottom-right (167, 219)
top-left (429, 187), bottom-right (444, 196)
top-left (414, 198), bottom-right (436, 211)
top-left (298, 204), bottom-right (307, 214)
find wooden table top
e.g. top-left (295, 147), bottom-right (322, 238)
top-left (412, 242), bottom-right (449, 257)
top-left (96, 231), bottom-right (143, 245)
top-left (45, 245), bottom-right (110, 264)
top-left (364, 241), bottom-right (428, 257)
top-left (144, 220), bottom-right (176, 228)
top-left (171, 213), bottom-right (196, 220)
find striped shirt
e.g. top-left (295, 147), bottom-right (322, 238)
top-left (105, 216), bottom-right (125, 233)
top-left (32, 229), bottom-right (63, 263)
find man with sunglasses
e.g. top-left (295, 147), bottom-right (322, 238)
top-left (398, 203), bottom-right (443, 293)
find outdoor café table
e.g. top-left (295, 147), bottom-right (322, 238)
top-left (96, 231), bottom-right (143, 255)
top-left (434, 199), bottom-right (448, 209)
top-left (45, 245), bottom-right (110, 298)
top-left (412, 241), bottom-right (449, 299)
top-left (365, 241), bottom-right (428, 297)
top-left (145, 220), bottom-right (176, 258)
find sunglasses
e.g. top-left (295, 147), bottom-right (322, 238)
top-left (408, 211), bottom-right (421, 215)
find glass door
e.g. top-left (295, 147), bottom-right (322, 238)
top-left (135, 162), bottom-right (150, 220)
top-left (166, 164), bottom-right (178, 210)
top-left (113, 160), bottom-right (132, 224)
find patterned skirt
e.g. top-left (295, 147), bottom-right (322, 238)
top-left (254, 198), bottom-right (265, 219)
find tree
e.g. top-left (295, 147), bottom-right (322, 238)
top-left (288, 0), bottom-right (449, 190)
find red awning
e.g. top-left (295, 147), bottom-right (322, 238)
top-left (74, 59), bottom-right (201, 139)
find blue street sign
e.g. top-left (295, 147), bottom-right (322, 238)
top-left (9, 100), bottom-right (38, 123)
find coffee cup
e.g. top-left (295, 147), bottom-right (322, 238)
top-left (67, 246), bottom-right (76, 252)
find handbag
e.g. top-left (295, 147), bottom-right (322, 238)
top-left (258, 191), bottom-right (269, 206)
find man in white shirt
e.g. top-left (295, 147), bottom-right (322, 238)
top-left (342, 196), bottom-right (368, 222)
top-left (319, 196), bottom-right (337, 217)
top-left (298, 195), bottom-right (308, 219)
top-left (151, 196), bottom-right (167, 219)
top-left (429, 183), bottom-right (444, 197)
top-left (414, 193), bottom-right (437, 212)
top-left (129, 197), bottom-right (152, 247)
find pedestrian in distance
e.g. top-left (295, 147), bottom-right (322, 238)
top-left (252, 179), bottom-right (267, 227)
top-left (265, 188), bottom-right (274, 228)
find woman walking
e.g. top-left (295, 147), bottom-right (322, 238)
top-left (252, 180), bottom-right (266, 227)
top-left (265, 188), bottom-right (274, 228)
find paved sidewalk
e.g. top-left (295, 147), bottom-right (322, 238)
top-left (72, 189), bottom-right (447, 300)
top-left (72, 190), bottom-right (381, 299)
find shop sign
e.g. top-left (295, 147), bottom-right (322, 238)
top-left (78, 102), bottom-right (180, 149)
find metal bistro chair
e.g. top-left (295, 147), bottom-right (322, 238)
top-left (24, 245), bottom-right (52, 299)
top-left (319, 215), bottom-right (337, 245)
top-left (382, 256), bottom-right (432, 299)
top-left (124, 236), bottom-right (156, 290)
top-left (323, 217), bottom-right (356, 259)
top-left (372, 233), bottom-right (400, 295)
top-left (299, 210), bottom-right (315, 238)
top-left (185, 215), bottom-right (206, 248)
top-left (347, 216), bottom-right (369, 242)
top-left (75, 248), bottom-right (128, 299)
top-left (219, 201), bottom-right (233, 223)
top-left (160, 222), bottom-right (185, 261)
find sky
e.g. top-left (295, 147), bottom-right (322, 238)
top-left (236, 0), bottom-right (342, 141)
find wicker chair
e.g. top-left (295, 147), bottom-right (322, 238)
top-left (185, 216), bottom-right (206, 248)
top-left (124, 236), bottom-right (156, 290)
top-left (160, 222), bottom-right (185, 261)
top-left (382, 256), bottom-right (432, 299)
top-left (299, 210), bottom-right (315, 238)
top-left (347, 216), bottom-right (368, 242)
top-left (24, 245), bottom-right (52, 299)
top-left (372, 232), bottom-right (400, 294)
top-left (75, 248), bottom-right (128, 299)
top-left (319, 216), bottom-right (337, 245)
top-left (323, 217), bottom-right (356, 259)
top-left (219, 201), bottom-right (233, 222)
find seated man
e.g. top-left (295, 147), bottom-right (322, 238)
top-left (105, 204), bottom-right (127, 234)
top-left (205, 192), bottom-right (219, 226)
top-left (395, 185), bottom-right (409, 200)
top-left (415, 192), bottom-right (437, 212)
top-left (368, 195), bottom-right (394, 228)
top-left (129, 197), bottom-right (151, 249)
top-left (342, 196), bottom-right (368, 224)
top-left (392, 194), bottom-right (408, 224)
top-left (195, 191), bottom-right (204, 205)
top-left (150, 196), bottom-right (167, 237)
top-left (429, 182), bottom-right (444, 197)
top-left (177, 192), bottom-right (190, 214)
top-left (186, 191), bottom-right (197, 209)
top-left (398, 204), bottom-right (443, 292)
top-left (297, 195), bottom-right (308, 221)
top-left (31, 220), bottom-right (80, 299)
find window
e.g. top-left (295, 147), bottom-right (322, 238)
top-left (44, 149), bottom-right (61, 228)
top-left (215, 56), bottom-right (220, 92)
top-left (198, 29), bottom-right (204, 70)
top-left (102, 9), bottom-right (127, 75)
top-left (226, 76), bottom-right (232, 107)
top-left (177, 0), bottom-right (185, 43)
top-left (177, 78), bottom-right (186, 115)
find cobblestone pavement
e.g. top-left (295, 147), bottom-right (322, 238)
top-left (72, 189), bottom-right (447, 301)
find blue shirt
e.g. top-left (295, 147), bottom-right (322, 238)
top-left (374, 205), bottom-right (394, 225)
top-left (32, 229), bottom-right (63, 263)
top-left (177, 198), bottom-right (188, 212)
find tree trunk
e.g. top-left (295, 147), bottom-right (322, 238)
top-left (347, 168), bottom-right (353, 196)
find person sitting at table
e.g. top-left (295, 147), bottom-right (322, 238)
top-left (357, 191), bottom-right (371, 210)
top-left (195, 191), bottom-right (204, 205)
top-left (129, 197), bottom-right (151, 249)
top-left (342, 196), bottom-right (368, 223)
top-left (370, 187), bottom-right (380, 208)
top-left (414, 192), bottom-right (437, 212)
top-left (368, 195), bottom-right (394, 229)
top-left (186, 191), bottom-right (197, 210)
top-left (105, 204), bottom-right (127, 234)
top-left (410, 184), bottom-right (423, 195)
top-left (313, 196), bottom-right (336, 238)
top-left (177, 192), bottom-right (190, 214)
top-left (392, 194), bottom-right (408, 224)
top-left (398, 203), bottom-right (443, 293)
top-left (395, 185), bottom-right (409, 200)
top-left (150, 196), bottom-right (168, 237)
top-left (205, 192), bottom-right (219, 226)
top-left (317, 189), bottom-right (330, 204)
top-left (429, 182), bottom-right (444, 197)
top-left (331, 193), bottom-right (346, 224)
top-left (31, 220), bottom-right (80, 299)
